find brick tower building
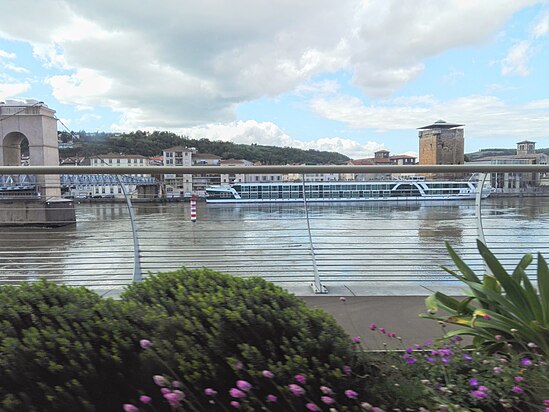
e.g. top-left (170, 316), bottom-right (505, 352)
top-left (418, 120), bottom-right (464, 179)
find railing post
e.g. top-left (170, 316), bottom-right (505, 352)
top-left (475, 173), bottom-right (490, 274)
top-left (302, 175), bottom-right (327, 294)
top-left (116, 175), bottom-right (142, 282)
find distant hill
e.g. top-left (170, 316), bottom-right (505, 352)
top-left (59, 130), bottom-right (350, 165)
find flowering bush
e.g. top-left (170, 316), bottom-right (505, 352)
top-left (121, 268), bottom-right (362, 397)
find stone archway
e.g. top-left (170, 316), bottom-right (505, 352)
top-left (0, 101), bottom-right (61, 197)
top-left (2, 131), bottom-right (28, 166)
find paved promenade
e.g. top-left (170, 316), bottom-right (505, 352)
top-left (301, 295), bottom-right (462, 349)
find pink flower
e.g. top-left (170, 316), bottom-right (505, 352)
top-left (493, 367), bottom-right (502, 374)
top-left (294, 374), bottom-right (306, 384)
top-left (345, 389), bottom-right (359, 399)
top-left (369, 323), bottom-right (377, 331)
top-left (139, 339), bottom-right (152, 349)
top-left (230, 401), bottom-right (240, 408)
top-left (266, 394), bottom-right (278, 403)
top-left (160, 388), bottom-right (170, 395)
top-left (512, 386), bottom-right (524, 394)
top-left (495, 335), bottom-right (502, 341)
top-left (153, 375), bottom-right (167, 387)
top-left (514, 376), bottom-right (525, 382)
top-left (139, 395), bottom-right (152, 404)
top-left (471, 390), bottom-right (488, 400)
top-left (172, 390), bottom-right (184, 400)
top-left (544, 400), bottom-right (549, 406)
top-left (343, 365), bottom-right (352, 376)
top-left (482, 314), bottom-right (491, 320)
top-left (352, 336), bottom-right (361, 343)
top-left (320, 386), bottom-right (334, 395)
top-left (262, 370), bottom-right (274, 379)
top-left (234, 360), bottom-right (244, 370)
top-left (204, 388), bottom-right (217, 396)
top-left (163, 392), bottom-right (181, 408)
top-left (321, 396), bottom-right (335, 404)
top-left (379, 327), bottom-right (386, 334)
top-left (306, 403), bottom-right (319, 411)
top-left (288, 384), bottom-right (305, 397)
top-left (172, 380), bottom-right (182, 388)
top-left (229, 388), bottom-right (246, 398)
top-left (521, 358), bottom-right (533, 367)
top-left (236, 380), bottom-right (252, 392)
top-left (123, 404), bottom-right (139, 412)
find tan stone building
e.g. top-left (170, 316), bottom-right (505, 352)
top-left (418, 120), bottom-right (464, 179)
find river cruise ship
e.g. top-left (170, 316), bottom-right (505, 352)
top-left (205, 180), bottom-right (490, 203)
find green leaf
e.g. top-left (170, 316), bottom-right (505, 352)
top-left (477, 240), bottom-right (534, 320)
top-left (445, 241), bottom-right (481, 283)
top-left (537, 253), bottom-right (549, 325)
top-left (425, 294), bottom-right (438, 314)
top-left (512, 254), bottom-right (533, 283)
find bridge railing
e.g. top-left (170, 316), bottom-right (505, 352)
top-left (1, 164), bottom-right (548, 297)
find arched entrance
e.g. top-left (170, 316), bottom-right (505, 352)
top-left (2, 132), bottom-right (29, 166)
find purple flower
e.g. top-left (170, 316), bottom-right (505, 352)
top-left (441, 357), bottom-right (449, 364)
top-left (470, 390), bottom-right (488, 400)
top-left (306, 403), bottom-right (319, 411)
top-left (369, 323), bottom-right (377, 331)
top-left (521, 358), bottom-right (533, 367)
top-left (294, 374), bottom-right (306, 384)
top-left (406, 358), bottom-right (416, 364)
top-left (163, 392), bottom-right (182, 408)
top-left (236, 380), bottom-right (252, 392)
top-left (204, 388), bottom-right (217, 396)
top-left (343, 365), bottom-right (352, 376)
top-left (139, 339), bottom-right (152, 349)
top-left (153, 375), bottom-right (167, 387)
top-left (262, 370), bottom-right (274, 379)
top-left (514, 376), bottom-right (525, 382)
top-left (482, 314), bottom-right (491, 320)
top-left (229, 388), bottom-right (246, 398)
top-left (345, 389), bottom-right (359, 399)
top-left (426, 356), bottom-right (436, 362)
top-left (352, 336), bottom-right (361, 344)
top-left (405, 347), bottom-right (414, 354)
top-left (139, 395), bottom-right (152, 404)
top-left (512, 386), bottom-right (524, 394)
top-left (423, 340), bottom-right (433, 345)
top-left (123, 404), bottom-right (139, 412)
top-left (469, 378), bottom-right (479, 387)
top-left (320, 386), bottom-right (333, 395)
top-left (288, 384), bottom-right (305, 397)
top-left (463, 354), bottom-right (473, 361)
top-left (321, 396), bottom-right (335, 405)
top-left (266, 394), bottom-right (278, 403)
top-left (230, 401), bottom-right (240, 408)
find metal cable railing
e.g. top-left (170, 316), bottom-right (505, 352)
top-left (1, 165), bottom-right (549, 295)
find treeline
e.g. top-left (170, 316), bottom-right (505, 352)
top-left (60, 130), bottom-right (350, 164)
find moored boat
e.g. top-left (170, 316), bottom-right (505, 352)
top-left (205, 179), bottom-right (491, 203)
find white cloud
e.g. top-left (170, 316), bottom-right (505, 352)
top-left (0, 82), bottom-right (31, 100)
top-left (309, 93), bottom-right (549, 139)
top-left (0, 50), bottom-right (16, 59)
top-left (532, 11), bottom-right (549, 37)
top-left (501, 40), bottom-right (533, 76)
top-left (0, 0), bottom-right (542, 129)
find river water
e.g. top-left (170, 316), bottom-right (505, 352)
top-left (1, 197), bottom-right (549, 295)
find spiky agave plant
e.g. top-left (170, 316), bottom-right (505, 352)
top-left (421, 239), bottom-right (549, 357)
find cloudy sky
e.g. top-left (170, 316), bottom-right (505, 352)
top-left (1, 1), bottom-right (548, 159)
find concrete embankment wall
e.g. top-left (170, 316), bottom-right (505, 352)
top-left (0, 198), bottom-right (76, 227)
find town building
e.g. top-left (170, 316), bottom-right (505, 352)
top-left (350, 150), bottom-right (417, 181)
top-left (418, 120), bottom-right (464, 179)
top-left (162, 146), bottom-right (193, 197)
top-left (469, 141), bottom-right (548, 192)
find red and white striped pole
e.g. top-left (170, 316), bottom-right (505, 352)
top-left (190, 194), bottom-right (197, 222)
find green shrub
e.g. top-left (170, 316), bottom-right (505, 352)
top-left (121, 268), bottom-right (361, 407)
top-left (422, 240), bottom-right (549, 357)
top-left (0, 281), bottom-right (142, 412)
